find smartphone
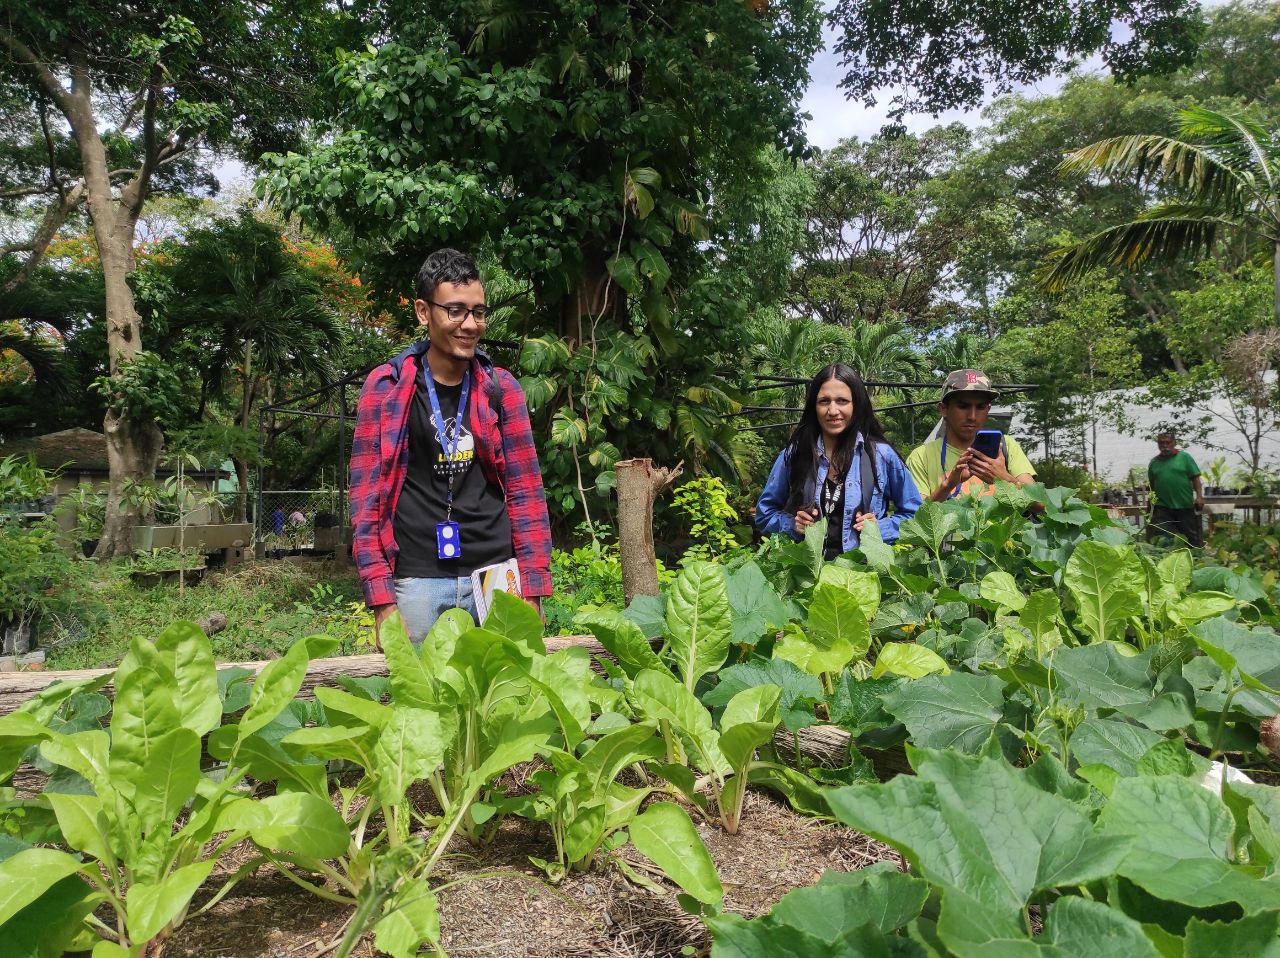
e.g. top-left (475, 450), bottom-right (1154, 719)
top-left (972, 429), bottom-right (1003, 459)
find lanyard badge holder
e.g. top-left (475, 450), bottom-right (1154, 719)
top-left (424, 362), bottom-right (471, 561)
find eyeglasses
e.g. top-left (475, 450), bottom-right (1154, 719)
top-left (428, 300), bottom-right (487, 324)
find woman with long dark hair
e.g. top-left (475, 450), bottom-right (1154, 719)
top-left (754, 364), bottom-right (922, 560)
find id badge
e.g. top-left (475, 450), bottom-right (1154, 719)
top-left (436, 521), bottom-right (461, 560)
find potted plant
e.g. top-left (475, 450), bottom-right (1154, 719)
top-left (128, 547), bottom-right (207, 588)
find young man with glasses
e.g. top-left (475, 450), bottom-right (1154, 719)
top-left (350, 248), bottom-right (552, 643)
top-left (906, 369), bottom-right (1036, 502)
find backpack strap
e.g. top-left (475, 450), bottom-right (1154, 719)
top-left (859, 445), bottom-right (876, 517)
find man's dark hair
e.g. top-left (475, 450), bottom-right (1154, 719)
top-left (1157, 431), bottom-right (1176, 441)
top-left (416, 248), bottom-right (480, 301)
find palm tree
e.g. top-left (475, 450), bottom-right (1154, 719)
top-left (1041, 106), bottom-right (1280, 323)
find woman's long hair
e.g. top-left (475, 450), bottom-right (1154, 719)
top-left (783, 364), bottom-right (895, 513)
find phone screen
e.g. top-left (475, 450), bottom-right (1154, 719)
top-left (972, 429), bottom-right (1003, 459)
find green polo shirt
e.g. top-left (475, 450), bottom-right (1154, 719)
top-left (1149, 450), bottom-right (1200, 510)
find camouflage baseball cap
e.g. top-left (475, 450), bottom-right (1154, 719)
top-left (941, 369), bottom-right (998, 402)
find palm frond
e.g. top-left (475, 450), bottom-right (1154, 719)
top-left (1175, 106), bottom-right (1277, 194)
top-left (1060, 135), bottom-right (1248, 213)
top-left (1039, 208), bottom-right (1245, 292)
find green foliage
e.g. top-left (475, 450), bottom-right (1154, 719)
top-left (0, 518), bottom-right (93, 630)
top-left (671, 477), bottom-right (741, 562)
top-left (89, 352), bottom-right (187, 428)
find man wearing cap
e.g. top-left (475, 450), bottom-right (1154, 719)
top-left (906, 369), bottom-right (1036, 502)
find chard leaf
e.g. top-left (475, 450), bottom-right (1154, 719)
top-left (1099, 775), bottom-right (1280, 913)
top-left (130, 727), bottom-right (202, 835)
top-left (373, 879), bottom-right (441, 958)
top-left (484, 589), bottom-right (545, 653)
top-left (881, 672), bottom-right (1006, 753)
top-left (576, 609), bottom-right (666, 677)
top-left (1018, 590), bottom-right (1061, 642)
top-left (630, 802), bottom-right (723, 906)
top-left (239, 635), bottom-right (335, 740)
top-left (664, 561), bottom-right (732, 690)
top-left (1064, 540), bottom-right (1143, 643)
top-left (373, 708), bottom-right (447, 806)
top-left (126, 858), bottom-right (218, 943)
top-left (0, 847), bottom-right (85, 926)
top-left (155, 621), bottom-right (221, 736)
top-left (1173, 592), bottom-right (1237, 626)
top-left (578, 722), bottom-right (664, 791)
top-left (630, 669), bottom-right (728, 775)
top-left (380, 611), bottom-right (437, 708)
top-left (718, 684), bottom-right (782, 772)
top-left (109, 638), bottom-right (180, 790)
top-left (219, 792), bottom-right (350, 859)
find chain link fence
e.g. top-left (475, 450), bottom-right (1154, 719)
top-left (255, 489), bottom-right (347, 556)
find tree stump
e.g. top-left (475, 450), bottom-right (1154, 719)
top-left (616, 458), bottom-right (683, 603)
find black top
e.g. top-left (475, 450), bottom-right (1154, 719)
top-left (821, 473), bottom-right (845, 561)
top-left (393, 366), bottom-right (513, 577)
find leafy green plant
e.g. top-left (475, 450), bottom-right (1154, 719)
top-left (128, 547), bottom-right (206, 575)
top-left (671, 476), bottom-right (741, 562)
top-left (0, 623), bottom-right (343, 957)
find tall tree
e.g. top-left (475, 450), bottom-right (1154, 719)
top-left (1042, 106), bottom-right (1280, 324)
top-left (829, 0), bottom-right (1202, 117)
top-left (790, 125), bottom-right (973, 330)
top-left (0, 2), bottom-right (351, 555)
top-left (265, 0), bottom-right (824, 528)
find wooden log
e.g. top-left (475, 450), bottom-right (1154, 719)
top-left (773, 724), bottom-right (912, 781)
top-left (0, 634), bottom-right (607, 715)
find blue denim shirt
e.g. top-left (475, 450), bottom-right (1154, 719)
top-left (754, 434), bottom-right (922, 551)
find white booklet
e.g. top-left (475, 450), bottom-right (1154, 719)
top-left (470, 557), bottom-right (523, 623)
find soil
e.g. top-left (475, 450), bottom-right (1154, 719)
top-left (168, 790), bottom-right (897, 958)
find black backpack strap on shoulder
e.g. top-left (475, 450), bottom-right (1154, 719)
top-left (859, 445), bottom-right (876, 516)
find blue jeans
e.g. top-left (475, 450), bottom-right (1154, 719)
top-left (394, 576), bottom-right (477, 644)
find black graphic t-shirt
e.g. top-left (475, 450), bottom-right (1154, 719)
top-left (393, 366), bottom-right (513, 577)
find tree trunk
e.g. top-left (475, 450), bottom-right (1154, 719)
top-left (616, 458), bottom-right (682, 603)
top-left (559, 251), bottom-right (617, 344)
top-left (65, 71), bottom-right (159, 559)
top-left (1273, 239), bottom-right (1279, 326)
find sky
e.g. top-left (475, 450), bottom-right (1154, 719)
top-left (798, 23), bottom-right (1092, 149)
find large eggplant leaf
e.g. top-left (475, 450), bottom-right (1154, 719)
top-left (828, 749), bottom-right (1127, 916)
top-left (725, 560), bottom-right (790, 647)
top-left (899, 502), bottom-right (960, 558)
top-left (817, 565), bottom-right (881, 621)
top-left (1064, 541), bottom-right (1143, 643)
top-left (1099, 775), bottom-right (1280, 914)
top-left (826, 673), bottom-right (897, 738)
top-left (979, 571), bottom-right (1027, 613)
top-left (629, 802), bottom-right (723, 906)
top-left (1051, 644), bottom-right (1155, 711)
top-left (664, 561), bottom-right (733, 690)
top-left (1183, 911), bottom-right (1280, 957)
top-left (1069, 718), bottom-right (1166, 777)
top-left (881, 672), bottom-right (1006, 753)
top-left (705, 863), bottom-right (927, 956)
top-left (704, 657), bottom-right (821, 733)
top-left (623, 593), bottom-right (667, 639)
top-left (872, 642), bottom-right (949, 679)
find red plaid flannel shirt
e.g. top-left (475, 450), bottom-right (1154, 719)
top-left (349, 344), bottom-right (553, 607)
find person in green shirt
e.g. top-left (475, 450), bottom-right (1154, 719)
top-left (906, 369), bottom-right (1036, 502)
top-left (1147, 432), bottom-right (1204, 547)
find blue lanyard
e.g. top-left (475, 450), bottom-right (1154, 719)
top-left (422, 359), bottom-right (471, 515)
top-left (940, 441), bottom-right (961, 500)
